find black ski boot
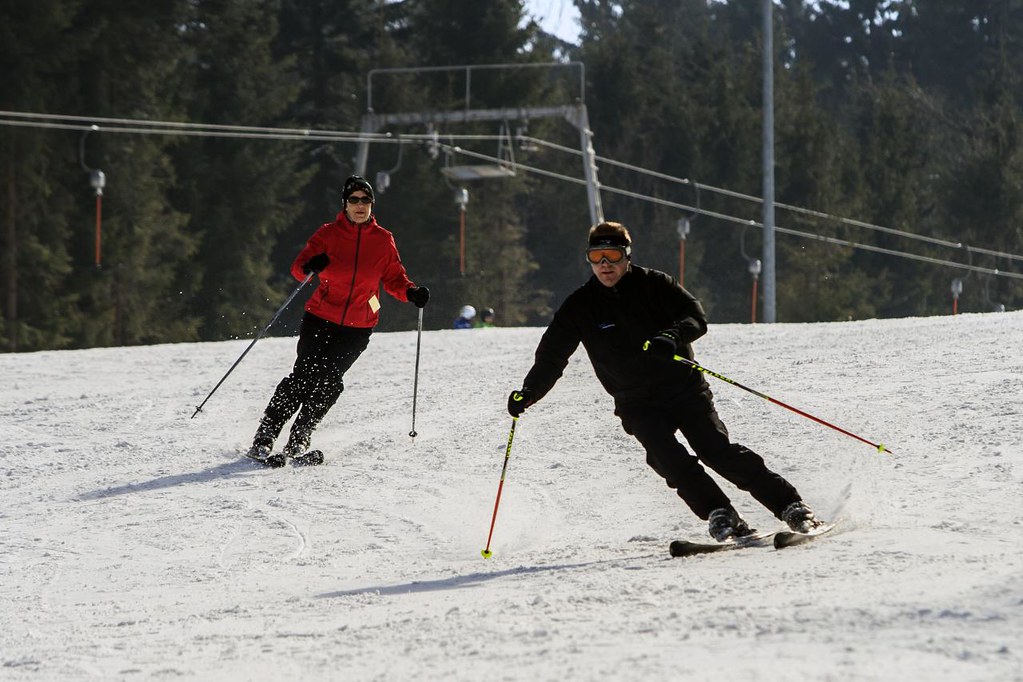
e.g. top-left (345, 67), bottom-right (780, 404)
top-left (282, 404), bottom-right (327, 462)
top-left (282, 429), bottom-right (324, 466)
top-left (282, 426), bottom-right (311, 460)
top-left (246, 420), bottom-right (286, 468)
top-left (781, 501), bottom-right (824, 533)
top-left (245, 442), bottom-right (285, 468)
top-left (707, 508), bottom-right (755, 542)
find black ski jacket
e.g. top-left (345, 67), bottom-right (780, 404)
top-left (523, 265), bottom-right (709, 409)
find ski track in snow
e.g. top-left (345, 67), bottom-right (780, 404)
top-left (1, 314), bottom-right (1022, 680)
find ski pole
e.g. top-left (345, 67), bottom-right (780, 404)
top-left (191, 272), bottom-right (315, 419)
top-left (481, 417), bottom-right (518, 558)
top-left (409, 306), bottom-right (424, 439)
top-left (648, 344), bottom-right (892, 454)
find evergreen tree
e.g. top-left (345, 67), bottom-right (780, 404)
top-left (6, 0), bottom-right (1023, 352)
top-left (1, 0), bottom-right (201, 350)
top-left (173, 0), bottom-right (307, 341)
top-left (926, 3), bottom-right (1023, 313)
top-left (274, 0), bottom-right (392, 251)
top-left (66, 0), bottom-right (201, 347)
top-left (578, 0), bottom-right (767, 320)
top-left (0, 1), bottom-right (85, 351)
top-left (357, 0), bottom-right (558, 329)
top-left (774, 67), bottom-right (878, 322)
top-left (779, 0), bottom-right (900, 93)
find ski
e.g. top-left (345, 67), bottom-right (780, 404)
top-left (243, 450), bottom-right (323, 467)
top-left (669, 530), bottom-right (777, 557)
top-left (245, 452), bottom-right (286, 468)
top-left (773, 521), bottom-right (838, 549)
top-left (290, 449), bottom-right (325, 466)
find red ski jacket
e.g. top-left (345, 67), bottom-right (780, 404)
top-left (291, 211), bottom-right (414, 328)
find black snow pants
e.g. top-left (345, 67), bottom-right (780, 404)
top-left (616, 386), bottom-right (801, 520)
top-left (256, 312), bottom-right (371, 449)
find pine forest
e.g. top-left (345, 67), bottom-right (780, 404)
top-left (2, 0), bottom-right (1022, 352)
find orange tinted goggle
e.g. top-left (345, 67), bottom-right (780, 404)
top-left (586, 246), bottom-right (629, 264)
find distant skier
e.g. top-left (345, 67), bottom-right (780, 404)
top-left (247, 175), bottom-right (430, 465)
top-left (453, 305), bottom-right (476, 329)
top-left (477, 307), bottom-right (496, 328)
top-left (507, 221), bottom-right (822, 540)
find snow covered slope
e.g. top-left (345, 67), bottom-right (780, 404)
top-left (2, 311), bottom-right (1021, 680)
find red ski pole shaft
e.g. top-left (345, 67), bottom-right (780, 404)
top-left (672, 354), bottom-right (892, 454)
top-left (481, 417), bottom-right (518, 558)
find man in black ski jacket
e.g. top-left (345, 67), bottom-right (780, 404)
top-left (508, 221), bottom-right (822, 541)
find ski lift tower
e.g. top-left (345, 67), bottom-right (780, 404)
top-left (354, 62), bottom-right (604, 226)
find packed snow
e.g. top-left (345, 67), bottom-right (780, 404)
top-left (1, 310), bottom-right (1021, 680)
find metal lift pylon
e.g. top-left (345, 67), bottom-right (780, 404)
top-left (353, 62), bottom-right (604, 226)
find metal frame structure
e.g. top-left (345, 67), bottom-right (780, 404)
top-left (354, 62), bottom-right (604, 225)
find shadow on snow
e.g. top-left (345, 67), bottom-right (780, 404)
top-left (317, 553), bottom-right (660, 599)
top-left (76, 456), bottom-right (260, 500)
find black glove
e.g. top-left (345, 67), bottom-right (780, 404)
top-left (507, 389), bottom-right (535, 417)
top-left (407, 285), bottom-right (430, 308)
top-left (644, 329), bottom-right (680, 360)
top-left (302, 253), bottom-right (329, 275)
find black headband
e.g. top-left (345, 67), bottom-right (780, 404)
top-left (589, 235), bottom-right (630, 248)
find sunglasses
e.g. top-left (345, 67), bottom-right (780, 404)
top-left (347, 195), bottom-right (373, 204)
top-left (586, 246), bottom-right (628, 264)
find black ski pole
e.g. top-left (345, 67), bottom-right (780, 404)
top-left (645, 343), bottom-right (892, 454)
top-left (409, 306), bottom-right (424, 438)
top-left (191, 272), bottom-right (315, 419)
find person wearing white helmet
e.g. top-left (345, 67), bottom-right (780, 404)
top-left (454, 305), bottom-right (476, 329)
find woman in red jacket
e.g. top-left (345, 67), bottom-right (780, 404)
top-left (247, 175), bottom-right (430, 465)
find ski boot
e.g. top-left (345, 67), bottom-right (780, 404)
top-left (707, 508), bottom-right (755, 542)
top-left (245, 424), bottom-right (285, 468)
top-left (781, 501), bottom-right (825, 533)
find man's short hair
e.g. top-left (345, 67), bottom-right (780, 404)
top-left (588, 221), bottom-right (632, 247)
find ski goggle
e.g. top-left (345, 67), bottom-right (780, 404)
top-left (586, 246), bottom-right (629, 264)
top-left (346, 195), bottom-right (373, 204)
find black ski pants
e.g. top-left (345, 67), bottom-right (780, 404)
top-left (616, 387), bottom-right (800, 520)
top-left (259, 312), bottom-right (371, 446)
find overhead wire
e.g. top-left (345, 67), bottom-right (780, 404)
top-left (439, 142), bottom-right (1023, 281)
top-left (520, 135), bottom-right (1023, 264)
top-left (2, 109), bottom-right (1021, 280)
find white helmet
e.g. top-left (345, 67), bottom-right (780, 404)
top-left (460, 305), bottom-right (476, 319)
